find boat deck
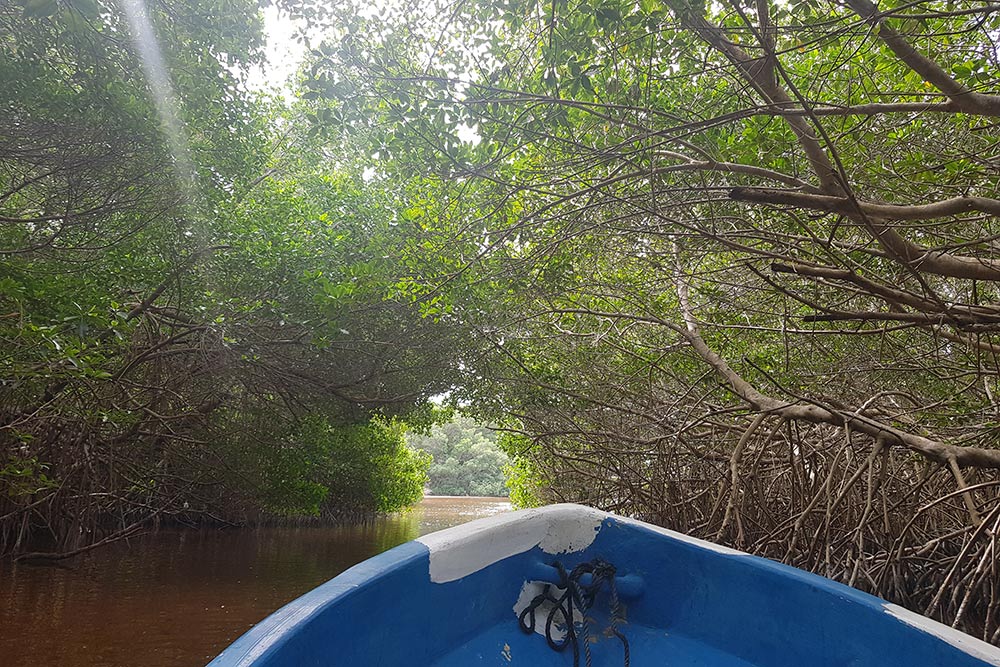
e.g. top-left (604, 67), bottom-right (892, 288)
top-left (432, 620), bottom-right (756, 666)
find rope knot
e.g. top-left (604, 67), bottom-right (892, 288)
top-left (517, 558), bottom-right (630, 667)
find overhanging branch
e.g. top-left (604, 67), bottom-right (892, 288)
top-left (674, 265), bottom-right (1000, 470)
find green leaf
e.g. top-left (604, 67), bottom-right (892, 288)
top-left (952, 63), bottom-right (972, 78)
top-left (68, 0), bottom-right (100, 19)
top-left (596, 4), bottom-right (621, 28)
top-left (22, 0), bottom-right (59, 18)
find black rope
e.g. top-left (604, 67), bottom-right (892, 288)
top-left (517, 559), bottom-right (630, 667)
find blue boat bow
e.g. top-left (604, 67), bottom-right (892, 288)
top-left (209, 503), bottom-right (1000, 666)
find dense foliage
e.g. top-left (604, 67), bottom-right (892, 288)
top-left (0, 0), bottom-right (452, 557)
top-left (300, 0), bottom-right (1000, 642)
top-left (7, 0), bottom-right (1000, 645)
top-left (408, 416), bottom-right (509, 496)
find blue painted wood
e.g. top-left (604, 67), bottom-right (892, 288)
top-left (207, 505), bottom-right (1000, 667)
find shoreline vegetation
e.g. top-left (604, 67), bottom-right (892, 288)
top-left (4, 0), bottom-right (1000, 644)
top-left (1, 382), bottom-right (508, 561)
top-left (9, 493), bottom-right (510, 565)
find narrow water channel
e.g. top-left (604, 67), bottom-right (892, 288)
top-left (0, 496), bottom-right (510, 667)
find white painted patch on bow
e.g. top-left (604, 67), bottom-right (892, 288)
top-left (417, 504), bottom-right (605, 583)
top-left (884, 604), bottom-right (1000, 665)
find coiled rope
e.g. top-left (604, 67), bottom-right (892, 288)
top-left (516, 559), bottom-right (630, 667)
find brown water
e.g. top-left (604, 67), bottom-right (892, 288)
top-left (0, 496), bottom-right (510, 667)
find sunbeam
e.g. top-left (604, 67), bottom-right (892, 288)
top-left (119, 0), bottom-right (200, 216)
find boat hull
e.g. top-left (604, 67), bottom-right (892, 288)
top-left (208, 504), bottom-right (1000, 666)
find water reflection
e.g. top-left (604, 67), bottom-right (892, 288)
top-left (0, 496), bottom-right (510, 667)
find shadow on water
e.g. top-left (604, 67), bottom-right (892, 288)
top-left (0, 496), bottom-right (510, 667)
